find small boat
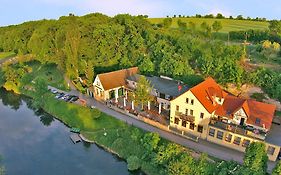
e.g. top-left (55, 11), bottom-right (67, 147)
top-left (70, 127), bottom-right (81, 133)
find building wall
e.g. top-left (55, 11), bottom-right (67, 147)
top-left (207, 126), bottom-right (280, 161)
top-left (170, 90), bottom-right (212, 139)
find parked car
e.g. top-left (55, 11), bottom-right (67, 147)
top-left (55, 93), bottom-right (64, 99)
top-left (64, 95), bottom-right (72, 102)
top-left (50, 89), bottom-right (58, 94)
top-left (69, 96), bottom-right (79, 102)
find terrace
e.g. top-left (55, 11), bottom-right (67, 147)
top-left (107, 96), bottom-right (169, 126)
top-left (175, 111), bottom-right (195, 123)
top-left (209, 118), bottom-right (267, 140)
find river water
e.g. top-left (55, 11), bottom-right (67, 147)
top-left (0, 88), bottom-right (141, 175)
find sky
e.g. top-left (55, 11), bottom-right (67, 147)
top-left (0, 0), bottom-right (280, 26)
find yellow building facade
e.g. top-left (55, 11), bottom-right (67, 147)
top-left (169, 78), bottom-right (280, 161)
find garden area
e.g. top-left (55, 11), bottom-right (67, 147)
top-left (0, 52), bottom-right (16, 60)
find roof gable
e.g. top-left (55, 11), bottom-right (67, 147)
top-left (190, 77), bottom-right (227, 113)
top-left (96, 67), bottom-right (138, 90)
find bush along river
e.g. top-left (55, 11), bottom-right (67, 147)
top-left (0, 88), bottom-right (142, 175)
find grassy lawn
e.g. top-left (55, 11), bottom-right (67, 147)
top-left (21, 61), bottom-right (68, 91)
top-left (0, 52), bottom-right (16, 60)
top-left (247, 45), bottom-right (281, 71)
top-left (43, 95), bottom-right (126, 131)
top-left (148, 18), bottom-right (269, 33)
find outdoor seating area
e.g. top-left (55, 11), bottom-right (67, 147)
top-left (107, 97), bottom-right (169, 126)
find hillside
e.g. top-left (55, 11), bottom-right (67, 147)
top-left (148, 18), bottom-right (269, 33)
top-left (0, 13), bottom-right (280, 104)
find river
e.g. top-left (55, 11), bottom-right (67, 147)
top-left (0, 88), bottom-right (142, 175)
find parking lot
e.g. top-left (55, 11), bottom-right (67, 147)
top-left (48, 86), bottom-right (80, 103)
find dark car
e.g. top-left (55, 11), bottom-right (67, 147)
top-left (55, 93), bottom-right (64, 99)
top-left (69, 96), bottom-right (79, 102)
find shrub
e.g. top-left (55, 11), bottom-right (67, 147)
top-left (127, 156), bottom-right (141, 171)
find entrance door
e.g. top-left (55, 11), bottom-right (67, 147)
top-left (240, 118), bottom-right (245, 126)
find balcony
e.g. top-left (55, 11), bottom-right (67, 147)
top-left (175, 111), bottom-right (195, 123)
top-left (209, 118), bottom-right (266, 140)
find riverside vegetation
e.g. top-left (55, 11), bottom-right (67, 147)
top-left (0, 13), bottom-right (281, 174)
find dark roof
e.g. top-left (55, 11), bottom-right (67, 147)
top-left (127, 74), bottom-right (189, 98)
top-left (265, 123), bottom-right (281, 146)
top-left (97, 67), bottom-right (138, 90)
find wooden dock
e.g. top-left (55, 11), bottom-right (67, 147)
top-left (70, 133), bottom-right (81, 144)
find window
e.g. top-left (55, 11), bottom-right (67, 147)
top-left (185, 109), bottom-right (188, 115)
top-left (191, 99), bottom-right (194, 105)
top-left (190, 110), bottom-right (194, 116)
top-left (242, 139), bottom-right (250, 147)
top-left (189, 123), bottom-right (195, 130)
top-left (267, 146), bottom-right (276, 155)
top-left (197, 125), bottom-right (203, 133)
top-left (174, 118), bottom-right (179, 125)
top-left (182, 120), bottom-right (187, 127)
top-left (217, 131), bottom-right (224, 140)
top-left (186, 98), bottom-right (189, 103)
top-left (209, 128), bottom-right (215, 137)
top-left (255, 118), bottom-right (261, 125)
top-left (233, 136), bottom-right (241, 145)
top-left (200, 113), bottom-right (204, 119)
top-left (176, 105), bottom-right (179, 111)
top-left (225, 134), bottom-right (232, 142)
top-left (160, 93), bottom-right (165, 99)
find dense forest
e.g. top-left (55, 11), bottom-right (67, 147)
top-left (0, 13), bottom-right (280, 101)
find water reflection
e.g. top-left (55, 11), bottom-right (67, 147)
top-left (0, 88), bottom-right (142, 175)
top-left (0, 89), bottom-right (22, 110)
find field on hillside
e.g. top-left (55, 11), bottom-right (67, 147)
top-left (148, 18), bottom-right (269, 33)
top-left (0, 52), bottom-right (16, 59)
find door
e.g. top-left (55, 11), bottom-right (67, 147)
top-left (240, 118), bottom-right (245, 126)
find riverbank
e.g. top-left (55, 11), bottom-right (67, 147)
top-left (0, 61), bottom-right (244, 174)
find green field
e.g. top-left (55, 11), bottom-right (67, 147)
top-left (0, 52), bottom-right (16, 59)
top-left (148, 18), bottom-right (269, 33)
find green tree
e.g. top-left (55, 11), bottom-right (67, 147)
top-left (237, 15), bottom-right (244, 20)
top-left (139, 57), bottom-right (154, 75)
top-left (269, 20), bottom-right (281, 35)
top-left (154, 143), bottom-right (182, 165)
top-left (33, 77), bottom-right (48, 108)
top-left (243, 142), bottom-right (268, 175)
top-left (127, 156), bottom-right (141, 171)
top-left (64, 16), bottom-right (80, 79)
top-left (163, 18), bottom-right (172, 28)
top-left (142, 132), bottom-right (160, 153)
top-left (272, 160), bottom-right (281, 175)
top-left (85, 60), bottom-right (94, 87)
top-left (133, 75), bottom-right (153, 110)
top-left (167, 154), bottom-right (194, 175)
top-left (216, 13), bottom-right (225, 19)
top-left (212, 21), bottom-right (223, 33)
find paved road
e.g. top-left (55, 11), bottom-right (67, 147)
top-left (50, 82), bottom-right (277, 172)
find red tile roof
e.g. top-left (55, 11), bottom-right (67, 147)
top-left (245, 100), bottom-right (276, 130)
top-left (215, 95), bottom-right (245, 118)
top-left (97, 67), bottom-right (138, 90)
top-left (190, 77), bottom-right (228, 113)
top-left (215, 95), bottom-right (276, 130)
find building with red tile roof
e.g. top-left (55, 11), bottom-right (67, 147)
top-left (169, 77), bottom-right (280, 161)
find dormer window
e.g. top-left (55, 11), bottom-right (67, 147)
top-left (255, 118), bottom-right (261, 125)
